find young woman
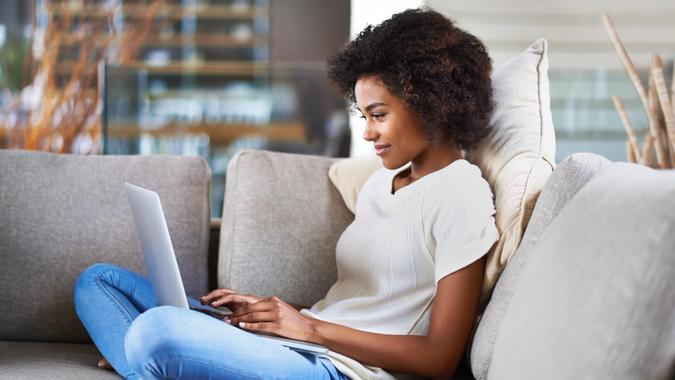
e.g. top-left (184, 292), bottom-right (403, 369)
top-left (74, 8), bottom-right (498, 380)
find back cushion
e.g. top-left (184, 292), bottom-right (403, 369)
top-left (466, 38), bottom-right (557, 300)
top-left (488, 162), bottom-right (675, 379)
top-left (470, 153), bottom-right (611, 379)
top-left (218, 150), bottom-right (354, 307)
top-left (0, 150), bottom-right (211, 342)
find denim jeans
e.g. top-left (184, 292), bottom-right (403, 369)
top-left (74, 263), bottom-right (349, 380)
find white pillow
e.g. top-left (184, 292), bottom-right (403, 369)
top-left (329, 39), bottom-right (556, 299)
top-left (468, 38), bottom-right (556, 298)
top-left (328, 154), bottom-right (383, 214)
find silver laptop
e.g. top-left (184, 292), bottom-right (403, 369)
top-left (124, 182), bottom-right (328, 355)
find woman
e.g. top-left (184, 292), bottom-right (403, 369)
top-left (75, 7), bottom-right (498, 380)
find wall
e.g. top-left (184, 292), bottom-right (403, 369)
top-left (426, 0), bottom-right (675, 69)
top-left (269, 0), bottom-right (350, 63)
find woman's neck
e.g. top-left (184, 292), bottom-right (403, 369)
top-left (408, 145), bottom-right (464, 181)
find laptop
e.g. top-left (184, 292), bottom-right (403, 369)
top-left (124, 182), bottom-right (328, 355)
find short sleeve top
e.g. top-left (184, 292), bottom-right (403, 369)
top-left (301, 159), bottom-right (500, 380)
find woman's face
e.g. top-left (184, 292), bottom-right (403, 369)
top-left (355, 75), bottom-right (431, 170)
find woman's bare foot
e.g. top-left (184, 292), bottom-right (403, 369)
top-left (97, 358), bottom-right (114, 371)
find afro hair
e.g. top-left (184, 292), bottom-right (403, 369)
top-left (327, 7), bottom-right (493, 151)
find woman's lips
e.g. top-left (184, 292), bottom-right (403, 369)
top-left (375, 144), bottom-right (391, 156)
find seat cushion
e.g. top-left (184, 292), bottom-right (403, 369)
top-left (218, 150), bottom-right (354, 308)
top-left (0, 150), bottom-right (211, 343)
top-left (470, 152), bottom-right (611, 380)
top-left (0, 341), bottom-right (120, 379)
top-left (488, 162), bottom-right (675, 379)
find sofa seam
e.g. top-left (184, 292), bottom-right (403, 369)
top-left (226, 151), bottom-right (247, 289)
top-left (536, 39), bottom-right (546, 161)
top-left (517, 40), bottom-right (552, 233)
top-left (197, 157), bottom-right (211, 295)
top-left (536, 40), bottom-right (556, 170)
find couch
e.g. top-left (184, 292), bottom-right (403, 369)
top-left (1, 148), bottom-right (674, 379)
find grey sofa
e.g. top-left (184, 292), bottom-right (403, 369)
top-left (1, 149), bottom-right (673, 380)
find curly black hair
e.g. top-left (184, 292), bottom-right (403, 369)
top-left (327, 7), bottom-right (493, 151)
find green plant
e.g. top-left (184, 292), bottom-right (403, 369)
top-left (0, 38), bottom-right (32, 93)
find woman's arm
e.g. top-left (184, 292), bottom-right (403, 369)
top-left (229, 256), bottom-right (485, 379)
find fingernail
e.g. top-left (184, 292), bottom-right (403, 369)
top-left (223, 317), bottom-right (230, 323)
top-left (239, 322), bottom-right (245, 328)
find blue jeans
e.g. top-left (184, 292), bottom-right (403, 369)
top-left (74, 263), bottom-right (349, 380)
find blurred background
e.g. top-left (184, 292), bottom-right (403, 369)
top-left (1, 0), bottom-right (673, 217)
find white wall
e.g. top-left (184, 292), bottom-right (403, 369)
top-left (425, 0), bottom-right (675, 70)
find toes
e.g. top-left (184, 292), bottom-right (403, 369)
top-left (97, 358), bottom-right (113, 370)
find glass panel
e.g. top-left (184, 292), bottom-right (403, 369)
top-left (103, 64), bottom-right (348, 217)
top-left (551, 66), bottom-right (673, 163)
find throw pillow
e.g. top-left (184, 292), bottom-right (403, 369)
top-left (467, 38), bottom-right (556, 299)
top-left (328, 154), bottom-right (384, 213)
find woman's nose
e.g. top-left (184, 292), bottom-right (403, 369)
top-left (363, 124), bottom-right (378, 141)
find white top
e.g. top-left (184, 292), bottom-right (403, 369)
top-left (301, 159), bottom-right (500, 380)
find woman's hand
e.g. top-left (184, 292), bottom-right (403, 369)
top-left (227, 296), bottom-right (318, 342)
top-left (200, 289), bottom-right (262, 313)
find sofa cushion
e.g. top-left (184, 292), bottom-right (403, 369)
top-left (466, 38), bottom-right (556, 299)
top-left (0, 341), bottom-right (118, 379)
top-left (328, 153), bottom-right (385, 214)
top-left (0, 150), bottom-right (211, 343)
top-left (218, 150), bottom-right (354, 308)
top-left (470, 152), bottom-right (611, 380)
top-left (488, 162), bottom-right (675, 379)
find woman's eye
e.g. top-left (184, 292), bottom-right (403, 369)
top-left (372, 113), bottom-right (386, 120)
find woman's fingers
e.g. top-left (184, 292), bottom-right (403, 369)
top-left (209, 293), bottom-right (240, 307)
top-left (235, 321), bottom-right (278, 335)
top-left (229, 297), bottom-right (280, 318)
top-left (200, 288), bottom-right (236, 304)
top-left (210, 293), bottom-right (260, 308)
top-left (227, 311), bottom-right (277, 325)
top-left (228, 300), bottom-right (278, 327)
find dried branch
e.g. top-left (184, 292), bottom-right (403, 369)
top-left (647, 57), bottom-right (670, 168)
top-left (626, 141), bottom-right (636, 163)
top-left (602, 13), bottom-right (649, 109)
top-left (612, 96), bottom-right (642, 163)
top-left (604, 12), bottom-right (675, 169)
top-left (5, 0), bottom-right (163, 154)
top-left (672, 62), bottom-right (675, 119)
top-left (641, 134), bottom-right (655, 167)
top-left (119, 0), bottom-right (165, 64)
top-left (651, 56), bottom-right (675, 168)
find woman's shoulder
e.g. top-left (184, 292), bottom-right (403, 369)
top-left (425, 159), bottom-right (495, 213)
top-left (431, 159), bottom-right (491, 194)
